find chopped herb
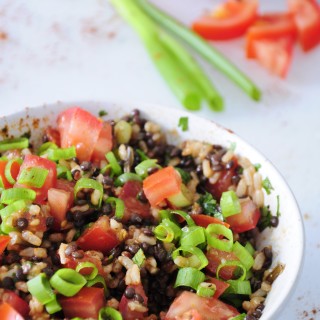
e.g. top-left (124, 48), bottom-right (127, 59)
top-left (98, 110), bottom-right (108, 117)
top-left (136, 149), bottom-right (149, 161)
top-left (178, 117), bottom-right (189, 131)
top-left (254, 163), bottom-right (261, 171)
top-left (21, 131), bottom-right (31, 139)
top-left (229, 142), bottom-right (236, 152)
top-left (198, 192), bottom-right (223, 220)
top-left (132, 248), bottom-right (146, 267)
top-left (262, 177), bottom-right (274, 195)
top-left (175, 167), bottom-right (191, 184)
top-left (258, 205), bottom-right (273, 231)
top-left (276, 195), bottom-right (281, 217)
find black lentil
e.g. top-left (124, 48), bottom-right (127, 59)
top-left (16, 217), bottom-right (28, 229)
top-left (80, 161), bottom-right (92, 171)
top-left (2, 276), bottom-right (14, 289)
top-left (71, 251), bottom-right (84, 259)
top-left (46, 216), bottom-right (55, 229)
top-left (270, 216), bottom-right (279, 227)
top-left (134, 293), bottom-right (144, 303)
top-left (124, 286), bottom-right (135, 299)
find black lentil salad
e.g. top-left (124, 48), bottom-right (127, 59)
top-left (0, 107), bottom-right (284, 320)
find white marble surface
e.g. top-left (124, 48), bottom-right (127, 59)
top-left (0, 0), bottom-right (319, 319)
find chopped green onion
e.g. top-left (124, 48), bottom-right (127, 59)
top-left (74, 178), bottom-right (103, 207)
top-left (161, 218), bottom-right (182, 241)
top-left (244, 242), bottom-right (255, 256)
top-left (175, 168), bottom-right (191, 185)
top-left (47, 146), bottom-right (76, 161)
top-left (136, 149), bottom-right (149, 161)
top-left (232, 242), bottom-right (254, 271)
top-left (38, 142), bottom-right (58, 155)
top-left (196, 282), bottom-right (216, 298)
top-left (0, 137), bottom-right (29, 152)
top-left (174, 267), bottom-right (205, 290)
top-left (105, 197), bottom-right (125, 219)
top-left (135, 159), bottom-right (160, 178)
top-left (17, 167), bottom-right (49, 188)
top-left (105, 151), bottom-right (122, 176)
top-left (86, 275), bottom-right (108, 295)
top-left (216, 261), bottom-right (246, 281)
top-left (45, 295), bottom-right (62, 314)
top-left (0, 177), bottom-right (4, 191)
top-left (170, 210), bottom-right (195, 227)
top-left (57, 164), bottom-right (73, 181)
top-left (178, 117), bottom-right (189, 131)
top-left (132, 248), bottom-right (146, 267)
top-left (4, 159), bottom-right (22, 185)
top-left (136, 0), bottom-right (261, 101)
top-left (99, 307), bottom-right (123, 320)
top-left (158, 209), bottom-right (174, 221)
top-left (76, 262), bottom-right (98, 280)
top-left (114, 173), bottom-right (142, 187)
top-left (27, 273), bottom-right (55, 305)
top-left (230, 314), bottom-right (247, 320)
top-left (50, 268), bottom-right (86, 297)
top-left (276, 195), bottom-right (281, 217)
top-left (205, 224), bottom-right (233, 252)
top-left (262, 177), bottom-right (274, 195)
top-left (172, 246), bottom-right (208, 270)
top-left (154, 224), bottom-right (174, 243)
top-left (180, 225), bottom-right (206, 247)
top-left (1, 188), bottom-right (36, 205)
top-left (226, 279), bottom-right (252, 295)
top-left (220, 191), bottom-right (241, 218)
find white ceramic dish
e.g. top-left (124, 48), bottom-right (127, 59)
top-left (0, 101), bottom-right (304, 320)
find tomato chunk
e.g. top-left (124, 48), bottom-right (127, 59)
top-left (0, 235), bottom-right (11, 254)
top-left (0, 302), bottom-right (24, 320)
top-left (0, 160), bottom-right (20, 189)
top-left (76, 216), bottom-right (119, 254)
top-left (143, 166), bottom-right (182, 207)
top-left (119, 181), bottom-right (151, 222)
top-left (226, 198), bottom-right (260, 233)
top-left (208, 277), bottom-right (230, 299)
top-left (15, 154), bottom-right (57, 204)
top-left (165, 291), bottom-right (239, 320)
top-left (44, 127), bottom-right (60, 146)
top-left (192, 0), bottom-right (258, 40)
top-left (191, 214), bottom-right (230, 228)
top-left (0, 290), bottom-right (30, 318)
top-left (59, 287), bottom-right (105, 319)
top-left (91, 122), bottom-right (113, 163)
top-left (57, 107), bottom-right (103, 162)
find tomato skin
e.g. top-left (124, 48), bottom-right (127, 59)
top-left (208, 277), bottom-right (230, 299)
top-left (57, 107), bottom-right (103, 162)
top-left (44, 127), bottom-right (60, 146)
top-left (119, 284), bottom-right (148, 320)
top-left (15, 154), bottom-right (57, 204)
top-left (59, 287), bottom-right (105, 319)
top-left (192, 0), bottom-right (258, 40)
top-left (0, 160), bottom-right (20, 189)
top-left (226, 198), bottom-right (260, 233)
top-left (165, 291), bottom-right (239, 320)
top-left (119, 181), bottom-right (151, 222)
top-left (206, 248), bottom-right (239, 280)
top-left (0, 302), bottom-right (24, 320)
top-left (288, 0), bottom-right (320, 51)
top-left (191, 214), bottom-right (230, 228)
top-left (0, 235), bottom-right (11, 254)
top-left (76, 216), bottom-right (120, 254)
top-left (91, 122), bottom-right (113, 163)
top-left (0, 289), bottom-right (30, 318)
top-left (143, 166), bottom-right (182, 207)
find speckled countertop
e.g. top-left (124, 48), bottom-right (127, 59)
top-left (0, 0), bottom-right (319, 319)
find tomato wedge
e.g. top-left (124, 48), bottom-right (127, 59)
top-left (0, 235), bottom-right (11, 254)
top-left (191, 214), bottom-right (230, 228)
top-left (143, 166), bottom-right (182, 207)
top-left (208, 277), bottom-right (230, 299)
top-left (59, 287), bottom-right (105, 319)
top-left (192, 0), bottom-right (258, 40)
top-left (288, 0), bottom-right (320, 51)
top-left (44, 127), bottom-right (60, 146)
top-left (91, 122), bottom-right (113, 163)
top-left (0, 290), bottom-right (30, 318)
top-left (57, 107), bottom-right (103, 162)
top-left (0, 160), bottom-right (20, 189)
top-left (76, 216), bottom-right (119, 254)
top-left (0, 302), bottom-right (24, 320)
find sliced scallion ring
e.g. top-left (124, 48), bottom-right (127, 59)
top-left (27, 273), bottom-right (55, 305)
top-left (114, 173), bottom-right (142, 187)
top-left (181, 225), bottom-right (206, 247)
top-left (135, 159), bottom-right (161, 178)
top-left (232, 241), bottom-right (254, 271)
top-left (216, 260), bottom-right (246, 281)
top-left (105, 151), bottom-right (122, 176)
top-left (45, 295), bottom-right (62, 314)
top-left (170, 210), bottom-right (195, 227)
top-left (220, 190), bottom-right (241, 218)
top-left (38, 142), bottom-right (58, 155)
top-left (47, 146), bottom-right (76, 161)
top-left (172, 245), bottom-right (208, 270)
top-left (0, 137), bottom-right (29, 152)
top-left (174, 267), bottom-right (205, 290)
top-left (4, 159), bottom-right (22, 185)
top-left (17, 167), bottom-right (49, 188)
top-left (99, 307), bottom-right (123, 320)
top-left (1, 188), bottom-right (36, 205)
top-left (226, 279), bottom-right (252, 295)
top-left (154, 224), bottom-right (174, 243)
top-left (74, 178), bottom-right (103, 207)
top-left (196, 282), bottom-right (216, 298)
top-left (105, 197), bottom-right (125, 219)
top-left (86, 275), bottom-right (108, 295)
top-left (76, 262), bottom-right (98, 280)
top-left (205, 223), bottom-right (233, 252)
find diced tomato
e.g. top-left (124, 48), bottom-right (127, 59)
top-left (192, 0), bottom-right (258, 40)
top-left (206, 158), bottom-right (238, 201)
top-left (59, 287), bottom-right (105, 319)
top-left (22, 211), bottom-right (48, 232)
top-left (57, 107), bottom-right (103, 162)
top-left (0, 160), bottom-right (20, 189)
top-left (76, 216), bottom-right (119, 254)
top-left (0, 235), bottom-right (11, 254)
top-left (143, 166), bottom-right (182, 207)
top-left (119, 181), bottom-right (151, 222)
top-left (165, 291), bottom-right (239, 320)
top-left (226, 198), bottom-right (260, 233)
top-left (0, 302), bottom-right (24, 320)
top-left (191, 214), bottom-right (230, 228)
top-left (119, 284), bottom-right (148, 320)
top-left (15, 154), bottom-right (57, 204)
top-left (44, 127), bottom-right (61, 146)
top-left (0, 290), bottom-right (30, 318)
top-left (208, 277), bottom-right (230, 299)
top-left (288, 0), bottom-right (320, 51)
top-left (91, 122), bottom-right (113, 163)
top-left (206, 248), bottom-right (239, 280)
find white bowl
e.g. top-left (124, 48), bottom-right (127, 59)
top-left (0, 100), bottom-right (304, 320)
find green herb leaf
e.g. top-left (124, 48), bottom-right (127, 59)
top-left (178, 117), bottom-right (189, 131)
top-left (98, 110), bottom-right (108, 117)
top-left (262, 177), bottom-right (274, 195)
top-left (198, 192), bottom-right (223, 220)
top-left (175, 167), bottom-right (191, 184)
top-left (254, 163), bottom-right (261, 171)
top-left (132, 248), bottom-right (146, 267)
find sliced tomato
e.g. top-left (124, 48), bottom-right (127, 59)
top-left (206, 248), bottom-right (239, 280)
top-left (191, 214), bottom-right (230, 228)
top-left (119, 284), bottom-right (148, 320)
top-left (208, 277), bottom-right (230, 299)
top-left (0, 235), bottom-right (11, 254)
top-left (226, 197), bottom-right (260, 233)
top-left (76, 216), bottom-right (119, 254)
top-left (192, 0), bottom-right (258, 40)
top-left (15, 154), bottom-right (57, 204)
top-left (59, 287), bottom-right (105, 319)
top-left (165, 291), bottom-right (239, 320)
top-left (91, 122), bottom-right (113, 163)
top-left (57, 107), bottom-right (103, 162)
top-left (288, 0), bottom-right (320, 51)
top-left (0, 302), bottom-right (24, 320)
top-left (44, 127), bottom-right (61, 146)
top-left (0, 290), bottom-right (30, 318)
top-left (0, 160), bottom-right (20, 189)
top-left (118, 180), bottom-right (151, 222)
top-left (143, 166), bottom-right (182, 207)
